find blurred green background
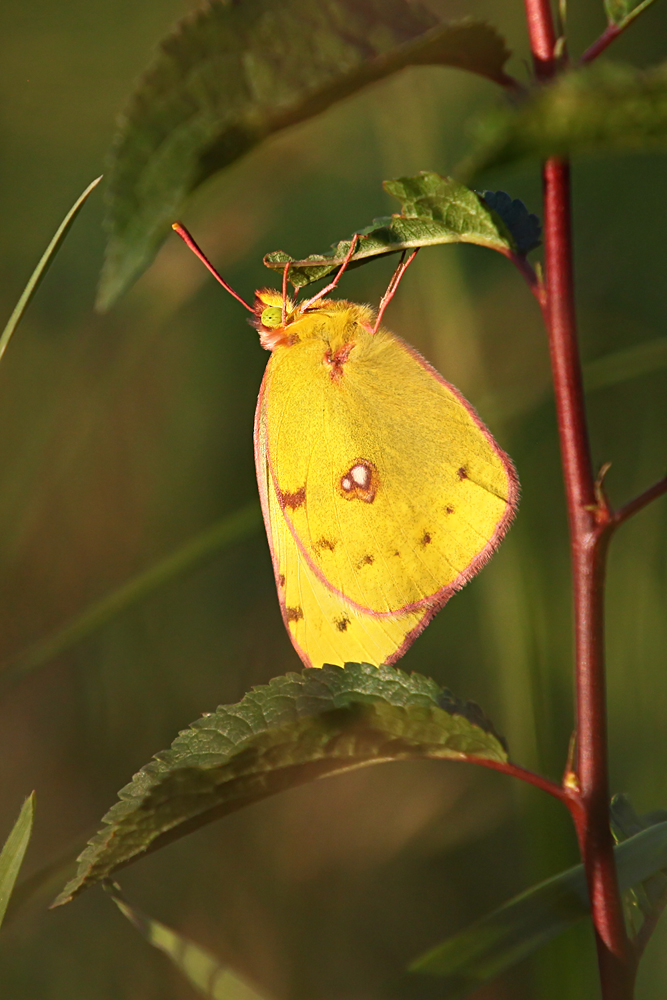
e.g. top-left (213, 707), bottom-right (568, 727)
top-left (0, 0), bottom-right (666, 997)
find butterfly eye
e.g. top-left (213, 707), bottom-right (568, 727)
top-left (261, 306), bottom-right (283, 328)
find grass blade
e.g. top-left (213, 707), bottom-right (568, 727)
top-left (106, 881), bottom-right (270, 1000)
top-left (0, 176), bottom-right (102, 363)
top-left (0, 794), bottom-right (35, 929)
top-left (0, 501), bottom-right (261, 691)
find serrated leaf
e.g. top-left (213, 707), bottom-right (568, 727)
top-left (604, 0), bottom-right (659, 28)
top-left (466, 60), bottom-right (667, 175)
top-left (107, 882), bottom-right (270, 1000)
top-left (0, 794), bottom-right (34, 929)
top-left (263, 173), bottom-right (520, 289)
top-left (392, 819), bottom-right (667, 1000)
top-left (98, 1), bottom-right (511, 309)
top-left (54, 663), bottom-right (507, 905)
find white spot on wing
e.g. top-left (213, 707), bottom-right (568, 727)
top-left (351, 464), bottom-right (370, 487)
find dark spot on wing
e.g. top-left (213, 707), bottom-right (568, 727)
top-left (316, 537), bottom-right (336, 552)
top-left (278, 574), bottom-right (286, 588)
top-left (393, 550), bottom-right (401, 557)
top-left (457, 467), bottom-right (468, 480)
top-left (279, 485), bottom-right (306, 510)
top-left (286, 606), bottom-right (303, 623)
top-left (445, 506), bottom-right (454, 515)
top-left (335, 617), bottom-right (350, 632)
top-left (358, 554), bottom-right (374, 568)
top-left (421, 531), bottom-right (432, 546)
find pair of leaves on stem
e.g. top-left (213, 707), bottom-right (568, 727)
top-left (98, 0), bottom-right (512, 308)
top-left (99, 0), bottom-right (667, 308)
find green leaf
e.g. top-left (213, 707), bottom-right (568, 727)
top-left (393, 818), bottom-right (667, 1000)
top-left (0, 176), bottom-right (102, 364)
top-left (263, 173), bottom-right (521, 289)
top-left (610, 794), bottom-right (667, 942)
top-left (466, 60), bottom-right (667, 175)
top-left (1, 501), bottom-right (261, 692)
top-left (604, 0), bottom-right (659, 28)
top-left (53, 663), bottom-right (507, 905)
top-left (0, 794), bottom-right (34, 930)
top-left (106, 882), bottom-right (270, 1000)
top-left (98, 0), bottom-right (511, 309)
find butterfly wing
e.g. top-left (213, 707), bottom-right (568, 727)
top-left (263, 323), bottom-right (517, 620)
top-left (255, 382), bottom-right (430, 668)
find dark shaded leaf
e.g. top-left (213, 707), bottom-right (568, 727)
top-left (107, 882), bottom-right (270, 1000)
top-left (610, 794), bottom-right (667, 941)
top-left (0, 795), bottom-right (34, 930)
top-left (466, 61), bottom-right (667, 174)
top-left (480, 191), bottom-right (541, 255)
top-left (392, 819), bottom-right (667, 1000)
top-left (604, 0), bottom-right (659, 28)
top-left (54, 663), bottom-right (506, 905)
top-left (98, 0), bottom-right (510, 309)
top-left (264, 173), bottom-right (518, 289)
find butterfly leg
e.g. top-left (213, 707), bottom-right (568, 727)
top-left (373, 248), bottom-right (419, 333)
top-left (301, 234), bottom-right (360, 309)
top-left (281, 260), bottom-right (292, 325)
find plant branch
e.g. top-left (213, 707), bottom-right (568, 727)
top-left (502, 249), bottom-right (546, 307)
top-left (542, 147), bottom-right (635, 1000)
top-left (524, 0), bottom-right (558, 78)
top-left (523, 0), bottom-right (636, 994)
top-left (543, 146), bottom-right (635, 1000)
top-left (468, 756), bottom-right (569, 802)
top-left (612, 475), bottom-right (667, 529)
top-left (581, 1), bottom-right (660, 65)
top-left (580, 23), bottom-right (623, 64)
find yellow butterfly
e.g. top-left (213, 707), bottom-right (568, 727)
top-left (173, 225), bottom-right (518, 669)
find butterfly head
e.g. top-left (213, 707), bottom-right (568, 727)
top-left (252, 288), bottom-right (299, 350)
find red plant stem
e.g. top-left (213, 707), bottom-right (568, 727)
top-left (468, 757), bottom-right (569, 802)
top-left (613, 475), bottom-right (667, 528)
top-left (524, 0), bottom-right (557, 78)
top-left (545, 154), bottom-right (635, 1000)
top-left (522, 1), bottom-right (636, 995)
top-left (580, 23), bottom-right (622, 64)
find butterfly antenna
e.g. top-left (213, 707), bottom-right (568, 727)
top-left (373, 248), bottom-right (419, 334)
top-left (171, 222), bottom-right (254, 313)
top-left (300, 234), bottom-right (360, 310)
